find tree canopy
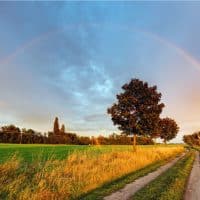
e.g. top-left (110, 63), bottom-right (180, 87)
top-left (53, 117), bottom-right (60, 135)
top-left (183, 131), bottom-right (200, 146)
top-left (159, 117), bottom-right (179, 143)
top-left (107, 79), bottom-right (165, 140)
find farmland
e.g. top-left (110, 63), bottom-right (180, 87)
top-left (0, 144), bottom-right (137, 163)
top-left (0, 144), bottom-right (185, 200)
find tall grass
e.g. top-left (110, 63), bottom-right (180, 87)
top-left (0, 146), bottom-right (184, 200)
top-left (132, 151), bottom-right (195, 200)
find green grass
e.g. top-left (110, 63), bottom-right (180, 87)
top-left (0, 144), bottom-right (88, 163)
top-left (132, 151), bottom-right (195, 200)
top-left (0, 144), bottom-right (184, 163)
top-left (78, 153), bottom-right (182, 200)
top-left (0, 144), bottom-right (138, 163)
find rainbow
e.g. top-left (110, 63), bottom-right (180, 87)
top-left (1, 24), bottom-right (200, 72)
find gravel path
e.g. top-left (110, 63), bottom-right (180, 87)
top-left (104, 153), bottom-right (185, 200)
top-left (184, 151), bottom-right (200, 200)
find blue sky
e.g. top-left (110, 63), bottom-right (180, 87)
top-left (1, 2), bottom-right (200, 142)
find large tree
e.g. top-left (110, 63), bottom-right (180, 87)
top-left (53, 117), bottom-right (60, 135)
top-left (159, 117), bottom-right (179, 144)
top-left (107, 79), bottom-right (164, 147)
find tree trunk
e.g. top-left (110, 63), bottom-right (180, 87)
top-left (133, 134), bottom-right (137, 151)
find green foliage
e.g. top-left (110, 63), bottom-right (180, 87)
top-left (107, 79), bottom-right (164, 138)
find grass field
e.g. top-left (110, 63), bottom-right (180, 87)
top-left (0, 144), bottom-right (88, 163)
top-left (0, 144), bottom-right (184, 199)
top-left (0, 144), bottom-right (183, 163)
top-left (0, 144), bottom-right (137, 163)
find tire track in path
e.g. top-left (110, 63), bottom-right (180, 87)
top-left (184, 151), bottom-right (200, 200)
top-left (104, 153), bottom-right (185, 200)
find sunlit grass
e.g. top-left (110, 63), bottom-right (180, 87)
top-left (0, 145), bottom-right (184, 199)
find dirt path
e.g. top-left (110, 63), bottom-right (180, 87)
top-left (184, 151), bottom-right (200, 200)
top-left (104, 153), bottom-right (185, 200)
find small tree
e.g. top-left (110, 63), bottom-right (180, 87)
top-left (53, 117), bottom-right (60, 135)
top-left (60, 124), bottom-right (65, 134)
top-left (183, 135), bottom-right (193, 146)
top-left (107, 78), bottom-right (164, 148)
top-left (159, 117), bottom-right (179, 144)
top-left (183, 132), bottom-right (200, 146)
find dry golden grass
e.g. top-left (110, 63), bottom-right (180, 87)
top-left (0, 145), bottom-right (184, 200)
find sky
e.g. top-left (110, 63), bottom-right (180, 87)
top-left (0, 2), bottom-right (200, 142)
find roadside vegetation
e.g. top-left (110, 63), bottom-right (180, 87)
top-left (183, 131), bottom-right (200, 146)
top-left (81, 156), bottom-right (175, 200)
top-left (0, 145), bottom-right (184, 200)
top-left (132, 151), bottom-right (195, 200)
top-left (192, 146), bottom-right (200, 152)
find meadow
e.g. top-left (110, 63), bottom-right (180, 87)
top-left (0, 144), bottom-right (184, 200)
top-left (0, 144), bottom-right (136, 163)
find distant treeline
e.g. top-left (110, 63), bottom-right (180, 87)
top-left (183, 131), bottom-right (200, 146)
top-left (0, 124), bottom-right (153, 145)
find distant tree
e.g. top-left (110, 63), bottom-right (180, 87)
top-left (183, 132), bottom-right (200, 146)
top-left (159, 118), bottom-right (179, 144)
top-left (136, 135), bottom-right (154, 145)
top-left (1, 125), bottom-right (21, 143)
top-left (183, 135), bottom-right (193, 146)
top-left (1, 125), bottom-right (20, 133)
top-left (60, 124), bottom-right (65, 134)
top-left (53, 117), bottom-right (60, 135)
top-left (91, 136), bottom-right (95, 145)
top-left (78, 136), bottom-right (91, 145)
top-left (107, 79), bottom-right (164, 147)
top-left (97, 135), bottom-right (109, 145)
